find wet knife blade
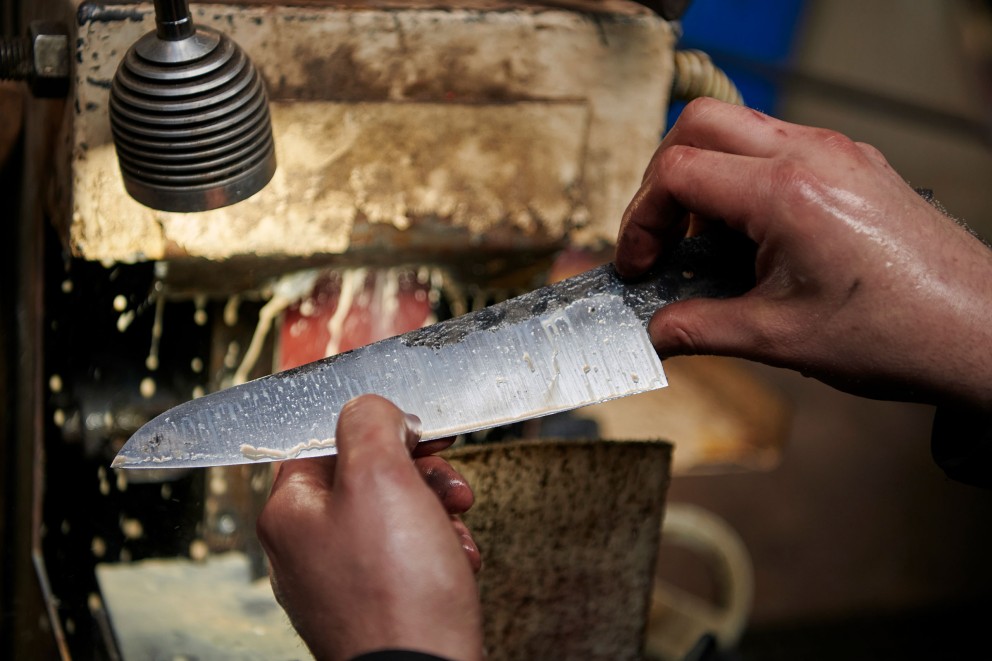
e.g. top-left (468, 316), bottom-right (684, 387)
top-left (113, 229), bottom-right (755, 470)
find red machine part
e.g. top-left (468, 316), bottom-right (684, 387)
top-left (278, 269), bottom-right (435, 371)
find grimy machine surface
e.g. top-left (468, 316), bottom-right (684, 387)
top-left (2, 1), bottom-right (787, 658)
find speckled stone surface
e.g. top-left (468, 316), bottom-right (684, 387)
top-left (446, 439), bottom-right (673, 661)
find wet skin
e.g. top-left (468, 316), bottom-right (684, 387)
top-left (258, 99), bottom-right (992, 661)
top-left (617, 98), bottom-right (992, 412)
top-left (258, 395), bottom-right (484, 661)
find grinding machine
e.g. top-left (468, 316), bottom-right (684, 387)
top-left (0, 1), bottom-right (786, 658)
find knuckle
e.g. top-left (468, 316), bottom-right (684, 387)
top-left (679, 96), bottom-right (720, 123)
top-left (855, 141), bottom-right (889, 165)
top-left (656, 312), bottom-right (704, 355)
top-left (670, 325), bottom-right (702, 354)
top-left (811, 128), bottom-right (860, 156)
top-left (770, 159), bottom-right (819, 200)
top-left (655, 144), bottom-right (695, 175)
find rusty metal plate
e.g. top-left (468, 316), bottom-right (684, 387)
top-left (62, 1), bottom-right (675, 263)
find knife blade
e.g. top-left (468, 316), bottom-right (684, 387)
top-left (113, 228), bottom-right (755, 470)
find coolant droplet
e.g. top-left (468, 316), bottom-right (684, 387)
top-left (251, 472), bottom-right (268, 494)
top-left (209, 474), bottom-right (228, 496)
top-left (189, 539), bottom-right (209, 562)
top-left (223, 295), bottom-right (241, 327)
top-left (116, 310), bottom-right (135, 333)
top-left (224, 342), bottom-right (240, 369)
top-left (194, 295), bottom-right (208, 326)
top-left (139, 377), bottom-right (156, 399)
top-left (120, 517), bottom-right (143, 540)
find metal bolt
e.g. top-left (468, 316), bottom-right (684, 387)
top-left (0, 20), bottom-right (69, 98)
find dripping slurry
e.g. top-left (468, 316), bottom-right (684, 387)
top-left (373, 267), bottom-right (402, 342)
top-left (438, 268), bottom-right (468, 318)
top-left (145, 292), bottom-right (165, 372)
top-left (49, 374), bottom-right (63, 393)
top-left (471, 286), bottom-right (488, 313)
top-left (116, 298), bottom-right (136, 333)
top-left (324, 268), bottom-right (366, 358)
top-left (239, 437), bottom-right (337, 461)
top-left (193, 294), bottom-right (208, 326)
top-left (522, 352), bottom-right (536, 372)
top-left (233, 269), bottom-right (320, 386)
top-left (322, 267), bottom-right (409, 359)
top-left (139, 377), bottom-right (156, 399)
top-left (541, 311), bottom-right (566, 393)
top-left (140, 263), bottom-right (168, 399)
top-left (223, 294), bottom-right (241, 327)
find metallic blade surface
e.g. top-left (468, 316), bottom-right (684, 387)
top-left (114, 290), bottom-right (664, 469)
top-left (114, 229), bottom-right (757, 469)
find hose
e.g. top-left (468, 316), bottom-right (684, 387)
top-left (672, 49), bottom-right (744, 106)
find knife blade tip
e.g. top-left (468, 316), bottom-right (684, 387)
top-left (110, 452), bottom-right (130, 469)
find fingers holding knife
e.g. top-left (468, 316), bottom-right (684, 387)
top-left (258, 394), bottom-right (485, 661)
top-left (265, 395), bottom-right (480, 572)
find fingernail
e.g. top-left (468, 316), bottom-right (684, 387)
top-left (403, 412), bottom-right (423, 441)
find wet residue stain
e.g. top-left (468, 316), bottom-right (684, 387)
top-left (77, 5), bottom-right (147, 25)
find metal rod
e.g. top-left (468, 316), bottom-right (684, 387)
top-left (154, 0), bottom-right (195, 41)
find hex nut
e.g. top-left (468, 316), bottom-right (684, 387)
top-left (28, 20), bottom-right (69, 98)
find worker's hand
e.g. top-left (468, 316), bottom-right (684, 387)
top-left (616, 98), bottom-right (992, 410)
top-left (257, 394), bottom-right (483, 661)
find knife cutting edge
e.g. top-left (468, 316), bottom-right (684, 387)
top-left (112, 228), bottom-right (756, 470)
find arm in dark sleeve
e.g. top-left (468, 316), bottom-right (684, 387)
top-left (350, 651), bottom-right (455, 661)
top-left (931, 405), bottom-right (992, 488)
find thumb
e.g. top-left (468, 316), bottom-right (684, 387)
top-left (334, 394), bottom-right (423, 485)
top-left (647, 295), bottom-right (769, 360)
